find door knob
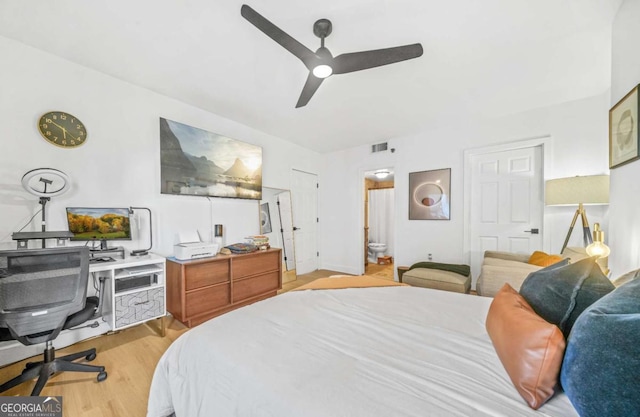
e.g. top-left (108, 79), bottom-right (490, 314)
top-left (293, 227), bottom-right (301, 231)
top-left (524, 228), bottom-right (539, 234)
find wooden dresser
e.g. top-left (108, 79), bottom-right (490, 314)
top-left (166, 248), bottom-right (282, 327)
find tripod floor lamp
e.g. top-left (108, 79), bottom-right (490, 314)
top-left (545, 175), bottom-right (609, 254)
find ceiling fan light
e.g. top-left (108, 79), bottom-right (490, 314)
top-left (312, 64), bottom-right (333, 78)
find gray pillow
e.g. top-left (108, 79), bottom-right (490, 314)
top-left (560, 277), bottom-right (640, 417)
top-left (519, 257), bottom-right (613, 338)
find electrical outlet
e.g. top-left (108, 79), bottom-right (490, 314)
top-left (428, 253), bottom-right (433, 261)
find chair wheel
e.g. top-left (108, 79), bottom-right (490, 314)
top-left (97, 371), bottom-right (107, 382)
top-left (86, 353), bottom-right (97, 361)
top-left (25, 362), bottom-right (38, 370)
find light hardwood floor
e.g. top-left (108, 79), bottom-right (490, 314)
top-left (0, 318), bottom-right (186, 416)
top-left (364, 261), bottom-right (394, 280)
top-left (0, 268), bottom-right (369, 416)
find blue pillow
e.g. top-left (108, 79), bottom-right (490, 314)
top-left (560, 277), bottom-right (640, 417)
top-left (519, 257), bottom-right (613, 338)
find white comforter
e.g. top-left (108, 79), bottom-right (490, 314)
top-left (147, 286), bottom-right (577, 417)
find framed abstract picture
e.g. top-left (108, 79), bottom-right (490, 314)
top-left (409, 168), bottom-right (451, 220)
top-left (610, 83), bottom-right (640, 169)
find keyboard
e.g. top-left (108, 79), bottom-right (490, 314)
top-left (123, 266), bottom-right (161, 275)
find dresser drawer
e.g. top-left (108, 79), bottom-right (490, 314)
top-left (233, 271), bottom-right (280, 301)
top-left (167, 249), bottom-right (281, 328)
top-left (115, 287), bottom-right (164, 329)
top-left (185, 260), bottom-right (229, 290)
top-left (186, 285), bottom-right (230, 317)
top-left (232, 251), bottom-right (279, 279)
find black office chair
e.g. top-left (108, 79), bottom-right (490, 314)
top-left (0, 246), bottom-right (107, 396)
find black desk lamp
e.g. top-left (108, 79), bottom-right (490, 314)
top-left (129, 207), bottom-right (152, 256)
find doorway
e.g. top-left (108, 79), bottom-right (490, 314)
top-left (464, 137), bottom-right (551, 288)
top-left (364, 168), bottom-right (395, 280)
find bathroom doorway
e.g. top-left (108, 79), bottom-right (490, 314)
top-left (364, 169), bottom-right (395, 280)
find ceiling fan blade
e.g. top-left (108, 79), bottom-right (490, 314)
top-left (332, 43), bottom-right (423, 74)
top-left (296, 73), bottom-right (324, 108)
top-left (241, 5), bottom-right (318, 69)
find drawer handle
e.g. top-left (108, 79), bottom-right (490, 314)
top-left (134, 301), bottom-right (150, 305)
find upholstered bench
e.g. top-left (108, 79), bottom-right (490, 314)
top-left (398, 264), bottom-right (472, 294)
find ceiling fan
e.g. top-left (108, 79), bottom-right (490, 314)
top-left (241, 4), bottom-right (424, 108)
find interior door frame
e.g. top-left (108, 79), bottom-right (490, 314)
top-left (357, 165), bottom-right (395, 276)
top-left (462, 136), bottom-right (553, 265)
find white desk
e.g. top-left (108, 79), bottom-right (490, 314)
top-left (91, 253), bottom-right (166, 332)
top-left (0, 253), bottom-right (166, 367)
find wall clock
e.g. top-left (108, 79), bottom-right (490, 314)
top-left (38, 111), bottom-right (87, 148)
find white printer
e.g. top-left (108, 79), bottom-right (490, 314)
top-left (174, 241), bottom-right (219, 261)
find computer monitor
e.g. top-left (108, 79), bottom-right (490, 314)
top-left (66, 207), bottom-right (131, 250)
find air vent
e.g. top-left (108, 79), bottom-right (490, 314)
top-left (371, 142), bottom-right (388, 153)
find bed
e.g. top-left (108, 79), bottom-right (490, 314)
top-left (147, 276), bottom-right (580, 417)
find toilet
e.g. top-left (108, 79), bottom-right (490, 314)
top-left (368, 243), bottom-right (387, 263)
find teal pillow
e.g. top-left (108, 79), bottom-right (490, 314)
top-left (561, 277), bottom-right (640, 416)
top-left (519, 257), bottom-right (613, 338)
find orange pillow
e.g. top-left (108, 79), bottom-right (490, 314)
top-left (528, 251), bottom-right (563, 267)
top-left (485, 284), bottom-right (566, 409)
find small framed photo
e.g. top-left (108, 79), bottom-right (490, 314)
top-left (610, 83), bottom-right (640, 169)
top-left (409, 168), bottom-right (451, 220)
top-left (260, 203), bottom-right (272, 234)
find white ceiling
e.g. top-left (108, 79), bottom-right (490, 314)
top-left (0, 0), bottom-right (622, 153)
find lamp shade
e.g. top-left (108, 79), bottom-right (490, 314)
top-left (545, 175), bottom-right (609, 206)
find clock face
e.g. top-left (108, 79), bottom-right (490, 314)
top-left (38, 111), bottom-right (87, 148)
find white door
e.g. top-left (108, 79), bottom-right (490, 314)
top-left (469, 146), bottom-right (543, 284)
top-left (291, 169), bottom-right (318, 274)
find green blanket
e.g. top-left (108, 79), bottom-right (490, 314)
top-left (409, 261), bottom-right (470, 277)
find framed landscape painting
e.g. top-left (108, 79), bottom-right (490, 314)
top-left (409, 168), bottom-right (451, 220)
top-left (610, 84), bottom-right (640, 169)
top-left (160, 118), bottom-right (263, 199)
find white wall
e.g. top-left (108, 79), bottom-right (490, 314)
top-left (319, 93), bottom-right (610, 277)
top-left (0, 36), bottom-right (320, 256)
top-left (1, 29), bottom-right (620, 279)
top-left (609, 0), bottom-right (640, 277)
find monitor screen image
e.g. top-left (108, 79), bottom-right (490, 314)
top-left (66, 207), bottom-right (132, 241)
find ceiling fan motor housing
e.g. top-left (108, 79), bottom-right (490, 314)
top-left (313, 19), bottom-right (332, 39)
